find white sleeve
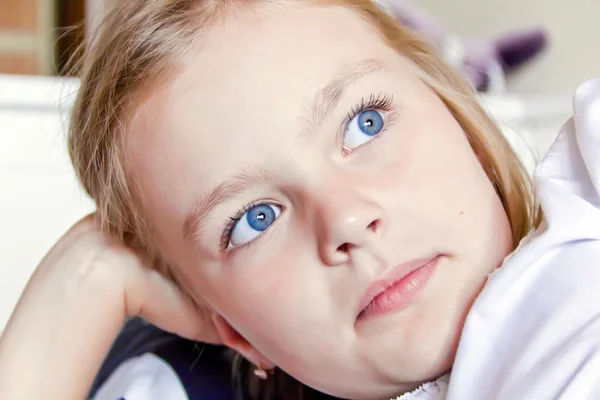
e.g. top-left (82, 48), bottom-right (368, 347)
top-left (93, 353), bottom-right (189, 400)
top-left (447, 78), bottom-right (600, 399)
top-left (572, 78), bottom-right (600, 196)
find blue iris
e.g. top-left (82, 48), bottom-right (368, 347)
top-left (357, 110), bottom-right (384, 137)
top-left (246, 204), bottom-right (277, 232)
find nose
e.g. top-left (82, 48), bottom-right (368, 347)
top-left (315, 189), bottom-right (385, 266)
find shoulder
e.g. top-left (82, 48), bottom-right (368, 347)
top-left (92, 353), bottom-right (189, 400)
top-left (91, 318), bottom-right (236, 400)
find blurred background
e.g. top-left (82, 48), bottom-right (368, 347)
top-left (418, 0), bottom-right (600, 94)
top-left (0, 1), bottom-right (598, 331)
top-left (0, 0), bottom-right (87, 76)
top-left (0, 0), bottom-right (597, 92)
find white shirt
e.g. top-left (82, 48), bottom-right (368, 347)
top-left (446, 78), bottom-right (600, 399)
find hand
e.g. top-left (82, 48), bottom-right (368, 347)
top-left (74, 214), bottom-right (221, 342)
top-left (0, 214), bottom-right (219, 399)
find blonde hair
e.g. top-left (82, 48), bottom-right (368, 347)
top-left (69, 0), bottom-right (539, 271)
top-left (69, 1), bottom-right (540, 398)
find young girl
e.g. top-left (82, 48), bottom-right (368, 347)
top-left (0, 1), bottom-right (599, 399)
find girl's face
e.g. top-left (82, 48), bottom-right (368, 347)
top-left (126, 4), bottom-right (512, 399)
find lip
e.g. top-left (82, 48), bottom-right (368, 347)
top-left (357, 255), bottom-right (441, 321)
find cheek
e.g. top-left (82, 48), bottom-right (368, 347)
top-left (375, 108), bottom-right (511, 255)
top-left (207, 243), bottom-right (358, 384)
top-left (375, 114), bottom-right (484, 216)
top-left (208, 245), bottom-right (331, 352)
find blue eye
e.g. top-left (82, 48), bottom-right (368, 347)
top-left (344, 110), bottom-right (385, 150)
top-left (229, 204), bottom-right (282, 247)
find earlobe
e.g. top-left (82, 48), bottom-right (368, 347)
top-left (212, 314), bottom-right (276, 370)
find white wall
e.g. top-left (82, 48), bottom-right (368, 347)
top-left (418, 0), bottom-right (600, 94)
top-left (0, 75), bottom-right (94, 330)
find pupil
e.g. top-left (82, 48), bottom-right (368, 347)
top-left (257, 213), bottom-right (266, 221)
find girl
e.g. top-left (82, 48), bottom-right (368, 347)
top-left (1, 1), bottom-right (599, 399)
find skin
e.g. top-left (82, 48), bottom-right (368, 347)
top-left (125, 3), bottom-right (513, 399)
top-left (0, 215), bottom-right (216, 399)
top-left (0, 3), bottom-right (513, 400)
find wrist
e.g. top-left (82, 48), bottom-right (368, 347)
top-left (0, 248), bottom-right (127, 399)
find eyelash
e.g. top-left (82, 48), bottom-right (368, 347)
top-left (220, 93), bottom-right (395, 253)
top-left (220, 201), bottom-right (257, 252)
top-left (345, 92), bottom-right (394, 127)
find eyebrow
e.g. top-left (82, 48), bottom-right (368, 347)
top-left (183, 167), bottom-right (276, 240)
top-left (184, 59), bottom-right (389, 241)
top-left (300, 58), bottom-right (389, 139)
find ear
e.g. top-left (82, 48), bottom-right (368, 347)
top-left (212, 314), bottom-right (276, 370)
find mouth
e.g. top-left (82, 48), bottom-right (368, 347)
top-left (357, 255), bottom-right (441, 321)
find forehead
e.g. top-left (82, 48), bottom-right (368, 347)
top-left (126, 3), bottom-right (410, 206)
top-left (165, 4), bottom-right (398, 123)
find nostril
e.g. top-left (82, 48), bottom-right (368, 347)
top-left (337, 243), bottom-right (350, 253)
top-left (333, 219), bottom-right (380, 257)
top-left (367, 219), bottom-right (379, 232)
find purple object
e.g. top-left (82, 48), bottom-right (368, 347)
top-left (378, 0), bottom-right (549, 91)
